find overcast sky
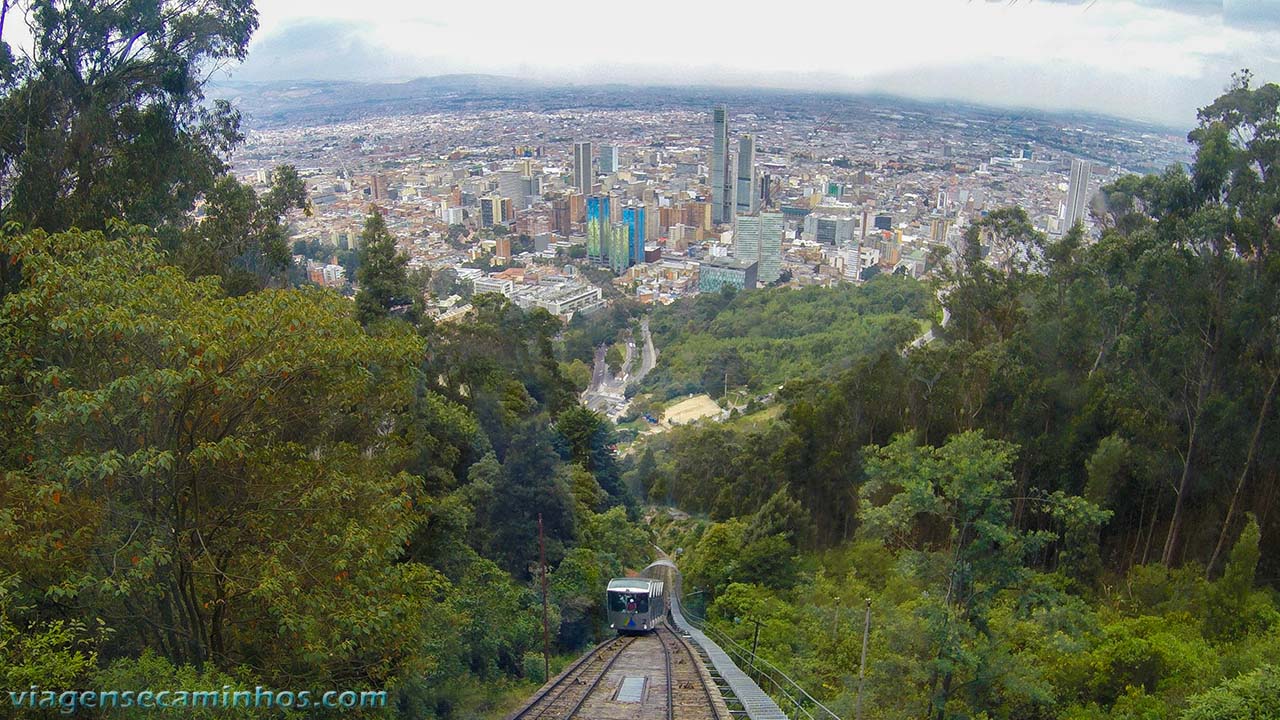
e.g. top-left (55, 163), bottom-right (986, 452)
top-left (227, 0), bottom-right (1280, 127)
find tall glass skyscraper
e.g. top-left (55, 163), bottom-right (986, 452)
top-left (586, 194), bottom-right (610, 262)
top-left (574, 142), bottom-right (592, 196)
top-left (622, 206), bottom-right (646, 264)
top-left (736, 134), bottom-right (757, 216)
top-left (734, 211), bottom-right (783, 286)
top-left (758, 212), bottom-right (783, 284)
top-left (711, 106), bottom-right (734, 226)
top-left (600, 144), bottom-right (619, 174)
top-left (608, 221), bottom-right (631, 275)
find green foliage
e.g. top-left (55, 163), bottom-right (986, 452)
top-left (1182, 665), bottom-right (1280, 720)
top-left (605, 343), bottom-right (625, 375)
top-left (1204, 515), bottom-right (1264, 640)
top-left (0, 225), bottom-right (443, 688)
top-left (356, 207), bottom-right (418, 325)
top-left (861, 431), bottom-right (1063, 717)
top-left (91, 651), bottom-right (296, 719)
top-left (642, 274), bottom-right (930, 399)
top-left (175, 166), bottom-right (310, 294)
top-left (0, 576), bottom-right (104, 689)
top-left (0, 0), bottom-right (257, 233)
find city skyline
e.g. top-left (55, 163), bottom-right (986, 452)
top-left (213, 0), bottom-right (1280, 126)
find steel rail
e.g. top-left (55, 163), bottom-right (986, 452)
top-left (659, 623), bottom-right (721, 720)
top-left (507, 635), bottom-right (630, 720)
top-left (563, 634), bottom-right (634, 719)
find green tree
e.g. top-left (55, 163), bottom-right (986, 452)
top-left (0, 225), bottom-right (446, 688)
top-left (173, 166), bottom-right (309, 294)
top-left (0, 0), bottom-right (257, 233)
top-left (606, 343), bottom-right (624, 375)
top-left (1204, 514), bottom-right (1261, 640)
top-left (1182, 665), bottom-right (1279, 720)
top-left (355, 207), bottom-right (416, 325)
top-left (860, 432), bottom-right (1057, 720)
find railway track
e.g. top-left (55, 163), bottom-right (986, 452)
top-left (509, 625), bottom-right (724, 720)
top-left (509, 635), bottom-right (636, 720)
top-left (658, 625), bottom-right (722, 720)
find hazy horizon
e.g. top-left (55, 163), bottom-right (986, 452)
top-left (216, 0), bottom-right (1280, 128)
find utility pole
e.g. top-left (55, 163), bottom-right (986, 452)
top-left (855, 598), bottom-right (872, 720)
top-left (539, 514), bottom-right (550, 684)
top-left (749, 617), bottom-right (762, 679)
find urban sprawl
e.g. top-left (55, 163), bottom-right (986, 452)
top-left (226, 92), bottom-right (1191, 323)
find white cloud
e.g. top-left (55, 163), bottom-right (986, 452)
top-left (230, 0), bottom-right (1280, 125)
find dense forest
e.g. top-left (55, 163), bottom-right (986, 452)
top-left (0, 3), bottom-right (648, 717)
top-left (630, 74), bottom-right (1280, 719)
top-left (638, 277), bottom-right (932, 400)
top-left (1, 1), bottom-right (1278, 719)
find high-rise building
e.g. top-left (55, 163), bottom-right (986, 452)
top-left (551, 196), bottom-right (572, 236)
top-left (479, 196), bottom-right (510, 228)
top-left (682, 201), bottom-right (712, 231)
top-left (710, 105), bottom-right (734, 226)
top-left (734, 214), bottom-right (760, 274)
top-left (622, 206), bottom-right (646, 264)
top-left (644, 200), bottom-right (660, 241)
top-left (600, 145), bottom-right (620, 174)
top-left (841, 242), bottom-right (863, 282)
top-left (586, 195), bottom-right (610, 263)
top-left (573, 142), bottom-right (592, 195)
top-left (735, 212), bottom-right (783, 286)
top-left (495, 235), bottom-right (512, 262)
top-left (804, 215), bottom-right (855, 245)
top-left (929, 218), bottom-right (950, 244)
top-left (1063, 158), bottom-right (1092, 232)
top-left (371, 174), bottom-right (388, 201)
top-left (736, 135), bottom-right (757, 216)
top-left (608, 221), bottom-right (631, 275)
top-left (758, 212), bottom-right (783, 284)
top-left (497, 170), bottom-right (527, 209)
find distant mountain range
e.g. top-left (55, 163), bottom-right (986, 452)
top-left (207, 73), bottom-right (1184, 137)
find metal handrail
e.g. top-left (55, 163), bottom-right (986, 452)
top-left (680, 603), bottom-right (841, 720)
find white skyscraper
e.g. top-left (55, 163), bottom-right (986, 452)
top-left (711, 105), bottom-right (734, 226)
top-left (736, 134), bottom-right (757, 216)
top-left (574, 141), bottom-right (592, 195)
top-left (497, 169), bottom-right (527, 209)
top-left (1062, 158), bottom-right (1092, 233)
top-left (734, 214), bottom-right (760, 273)
top-left (841, 241), bottom-right (863, 281)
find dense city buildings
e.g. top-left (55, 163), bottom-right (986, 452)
top-left (221, 80), bottom-right (1189, 315)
